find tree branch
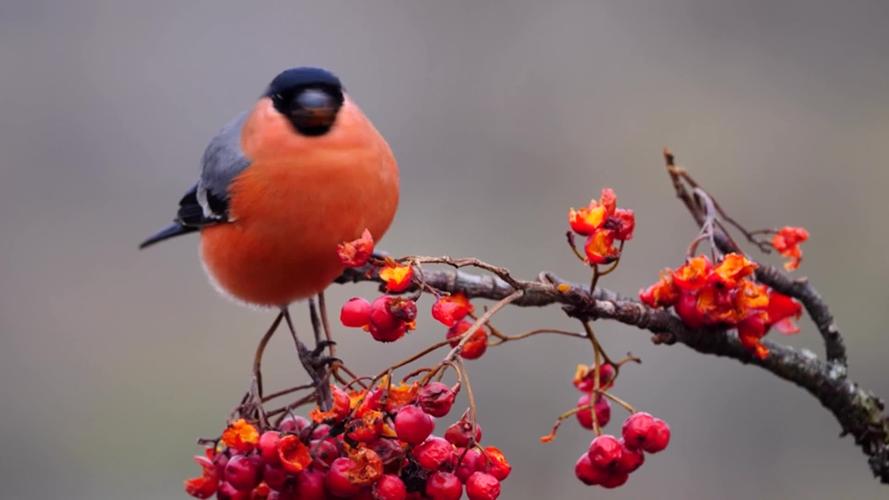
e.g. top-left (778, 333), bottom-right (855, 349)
top-left (663, 149), bottom-right (847, 366)
top-left (336, 263), bottom-right (889, 482)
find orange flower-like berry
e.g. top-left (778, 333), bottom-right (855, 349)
top-left (711, 253), bottom-right (757, 287)
top-left (485, 446), bottom-right (512, 480)
top-left (585, 230), bottom-right (619, 265)
top-left (771, 226), bottom-right (809, 270)
top-left (336, 228), bottom-right (375, 267)
top-left (221, 418), bottom-right (259, 454)
top-left (276, 434), bottom-right (312, 474)
top-left (639, 270), bottom-right (679, 308)
top-left (385, 380), bottom-right (420, 412)
top-left (311, 385), bottom-right (352, 423)
top-left (672, 255), bottom-right (712, 291)
top-left (184, 452), bottom-right (219, 499)
top-left (346, 447), bottom-right (384, 486)
top-left (641, 252), bottom-right (803, 359)
top-left (431, 293), bottom-right (474, 327)
top-left (569, 188), bottom-right (636, 266)
top-left (379, 262), bottom-right (414, 292)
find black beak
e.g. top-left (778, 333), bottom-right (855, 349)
top-left (290, 88), bottom-right (338, 132)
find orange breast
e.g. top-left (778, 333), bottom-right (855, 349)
top-left (200, 97), bottom-right (399, 307)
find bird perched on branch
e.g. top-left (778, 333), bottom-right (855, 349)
top-left (141, 67), bottom-right (399, 308)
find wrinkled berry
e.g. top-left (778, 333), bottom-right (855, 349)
top-left (418, 382), bottom-right (459, 418)
top-left (425, 471), bottom-right (463, 500)
top-left (413, 437), bottom-right (455, 471)
top-left (447, 321), bottom-right (488, 360)
top-left (444, 419), bottom-right (482, 448)
top-left (326, 457), bottom-right (363, 497)
top-left (465, 471), bottom-right (501, 500)
top-left (374, 474), bottom-right (408, 500)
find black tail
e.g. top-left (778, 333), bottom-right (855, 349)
top-left (139, 223), bottom-right (198, 249)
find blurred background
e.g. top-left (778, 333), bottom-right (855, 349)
top-left (1, 0), bottom-right (888, 498)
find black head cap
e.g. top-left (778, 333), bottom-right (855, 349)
top-left (266, 67), bottom-right (345, 136)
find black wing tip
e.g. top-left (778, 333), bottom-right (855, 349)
top-left (139, 223), bottom-right (197, 249)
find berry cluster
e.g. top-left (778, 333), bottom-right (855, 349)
top-left (185, 380), bottom-right (510, 499)
top-left (340, 295), bottom-right (418, 343)
top-left (341, 292), bottom-right (488, 361)
top-left (568, 188), bottom-right (635, 264)
top-left (639, 252), bottom-right (803, 359)
top-left (572, 363), bottom-right (615, 430)
top-left (574, 413), bottom-right (670, 489)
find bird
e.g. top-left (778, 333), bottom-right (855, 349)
top-left (141, 67), bottom-right (399, 308)
top-left (140, 67), bottom-right (399, 396)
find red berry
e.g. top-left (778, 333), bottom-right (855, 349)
top-left (341, 297), bottom-right (372, 327)
top-left (262, 464), bottom-right (287, 491)
top-left (425, 471), bottom-right (463, 500)
top-left (395, 405), bottom-right (435, 445)
top-left (217, 481), bottom-right (249, 500)
top-left (418, 382), bottom-right (459, 418)
top-left (444, 418), bottom-right (482, 448)
top-left (412, 437), bottom-right (455, 471)
top-left (465, 472), bottom-right (501, 500)
top-left (643, 417), bottom-right (671, 453)
top-left (388, 297), bottom-right (418, 323)
top-left (621, 412), bottom-right (655, 451)
top-left (431, 293), bottom-right (473, 327)
top-left (587, 435), bottom-right (623, 470)
top-left (224, 454), bottom-right (261, 491)
top-left (600, 470), bottom-right (629, 489)
top-left (370, 296), bottom-right (399, 331)
top-left (575, 393), bottom-right (611, 430)
top-left (295, 468), bottom-right (327, 500)
top-left (369, 320), bottom-right (408, 343)
top-left (616, 440), bottom-right (644, 473)
top-left (310, 437), bottom-right (340, 469)
top-left (368, 438), bottom-right (406, 473)
top-left (446, 321), bottom-right (488, 360)
top-left (326, 457), bottom-right (362, 497)
top-left (574, 363), bottom-right (616, 392)
top-left (574, 453), bottom-right (607, 486)
top-left (311, 423), bottom-right (332, 440)
top-left (374, 474), bottom-right (408, 500)
top-left (454, 448), bottom-right (487, 482)
top-left (277, 415), bottom-right (310, 434)
top-left (258, 431), bottom-right (281, 465)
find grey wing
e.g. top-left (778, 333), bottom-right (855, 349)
top-left (179, 111), bottom-right (251, 226)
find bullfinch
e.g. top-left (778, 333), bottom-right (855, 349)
top-left (140, 67), bottom-right (399, 309)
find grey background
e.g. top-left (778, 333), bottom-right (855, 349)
top-left (2, 1), bottom-right (888, 498)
